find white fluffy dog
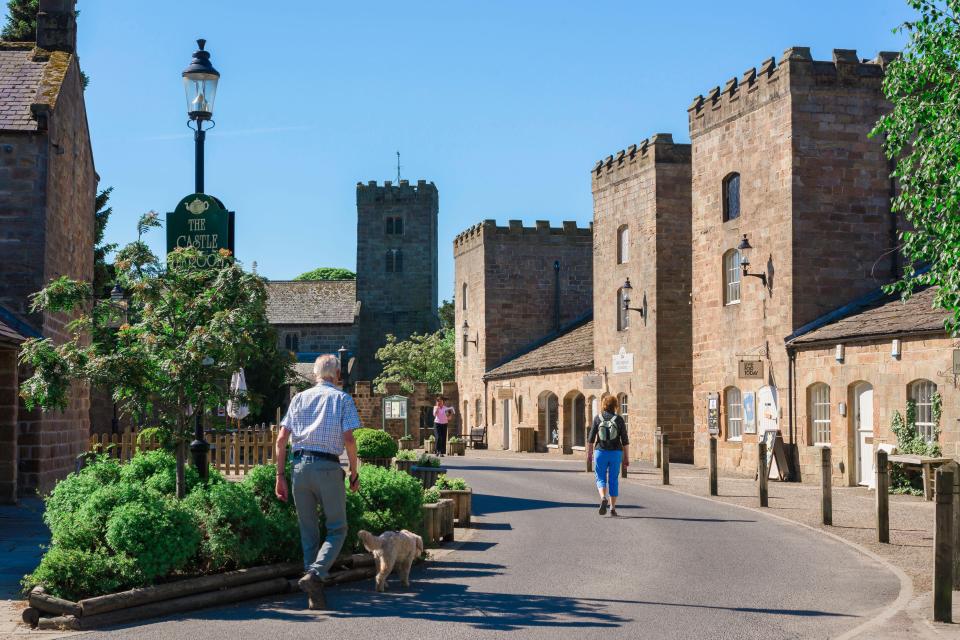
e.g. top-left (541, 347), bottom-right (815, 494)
top-left (358, 529), bottom-right (423, 592)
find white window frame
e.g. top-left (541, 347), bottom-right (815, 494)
top-left (809, 383), bottom-right (831, 445)
top-left (617, 225), bottom-right (629, 264)
top-left (462, 283), bottom-right (468, 310)
top-left (724, 249), bottom-right (741, 305)
top-left (725, 387), bottom-right (742, 441)
top-left (618, 393), bottom-right (629, 428)
top-left (909, 379), bottom-right (938, 444)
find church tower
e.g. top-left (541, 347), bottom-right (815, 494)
top-left (355, 179), bottom-right (439, 380)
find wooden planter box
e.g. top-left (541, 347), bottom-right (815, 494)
top-left (360, 456), bottom-right (393, 469)
top-left (424, 439), bottom-right (437, 454)
top-left (447, 441), bottom-right (466, 456)
top-left (398, 439), bottom-right (415, 451)
top-left (438, 488), bottom-right (472, 526)
top-left (410, 465), bottom-right (444, 488)
top-left (394, 458), bottom-right (416, 475)
top-left (421, 498), bottom-right (455, 546)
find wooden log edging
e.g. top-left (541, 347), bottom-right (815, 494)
top-left (29, 587), bottom-right (81, 617)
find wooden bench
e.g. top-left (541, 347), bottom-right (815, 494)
top-left (468, 427), bottom-right (486, 449)
top-left (887, 454), bottom-right (955, 500)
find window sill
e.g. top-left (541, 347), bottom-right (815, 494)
top-left (813, 442), bottom-right (832, 448)
top-left (572, 446), bottom-right (586, 452)
top-left (724, 301), bottom-right (740, 307)
top-left (727, 437), bottom-right (742, 443)
top-left (547, 444), bottom-right (559, 449)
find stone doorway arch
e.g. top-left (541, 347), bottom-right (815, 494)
top-left (563, 390), bottom-right (586, 450)
top-left (537, 391), bottom-right (559, 451)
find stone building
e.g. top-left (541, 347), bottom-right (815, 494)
top-left (786, 286), bottom-right (957, 485)
top-left (0, 0), bottom-right (97, 501)
top-left (453, 219), bottom-right (593, 451)
top-left (688, 47), bottom-right (899, 478)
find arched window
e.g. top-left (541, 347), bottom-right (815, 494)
top-left (385, 216), bottom-right (403, 235)
top-left (723, 172), bottom-right (740, 222)
top-left (461, 283), bottom-right (468, 310)
top-left (909, 379), bottom-right (938, 443)
top-left (725, 387), bottom-right (742, 441)
top-left (517, 396), bottom-right (524, 423)
top-left (284, 333), bottom-right (299, 352)
top-left (808, 383), bottom-right (831, 445)
top-left (475, 398), bottom-right (482, 425)
top-left (618, 393), bottom-right (629, 428)
top-left (617, 225), bottom-right (629, 264)
top-left (723, 249), bottom-right (741, 305)
top-left (617, 287), bottom-right (630, 331)
top-left (386, 249), bottom-right (403, 273)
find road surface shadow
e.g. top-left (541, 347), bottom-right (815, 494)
top-left (611, 515), bottom-right (755, 523)
top-left (447, 464), bottom-right (585, 474)
top-left (473, 493), bottom-right (644, 515)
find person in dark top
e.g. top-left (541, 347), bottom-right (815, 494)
top-left (587, 394), bottom-right (630, 516)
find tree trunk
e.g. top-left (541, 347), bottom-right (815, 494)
top-left (175, 439), bottom-right (187, 499)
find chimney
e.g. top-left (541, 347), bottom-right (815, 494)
top-left (36, 0), bottom-right (77, 54)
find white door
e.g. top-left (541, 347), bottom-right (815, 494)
top-left (855, 383), bottom-right (874, 486)
top-left (502, 399), bottom-right (511, 450)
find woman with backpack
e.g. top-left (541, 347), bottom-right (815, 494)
top-left (587, 394), bottom-right (630, 516)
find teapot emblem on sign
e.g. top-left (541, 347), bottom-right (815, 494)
top-left (185, 198), bottom-right (210, 215)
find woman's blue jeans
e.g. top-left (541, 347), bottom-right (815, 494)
top-left (594, 449), bottom-right (622, 497)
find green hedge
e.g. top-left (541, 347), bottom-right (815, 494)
top-left (354, 428), bottom-right (399, 459)
top-left (24, 450), bottom-right (427, 601)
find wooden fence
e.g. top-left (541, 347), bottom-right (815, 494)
top-left (88, 425), bottom-right (279, 476)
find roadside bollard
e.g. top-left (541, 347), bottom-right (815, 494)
top-left (950, 461), bottom-right (960, 589)
top-left (655, 431), bottom-right (662, 469)
top-left (661, 434), bottom-right (670, 485)
top-left (821, 446), bottom-right (832, 526)
top-left (934, 468), bottom-right (954, 623)
top-left (876, 449), bottom-right (889, 543)
top-left (758, 441), bottom-right (768, 507)
top-left (708, 436), bottom-right (718, 496)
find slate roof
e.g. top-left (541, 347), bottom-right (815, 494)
top-left (265, 280), bottom-right (359, 325)
top-left (0, 44), bottom-right (49, 131)
top-left (789, 286), bottom-right (949, 346)
top-left (485, 320), bottom-right (594, 379)
top-left (0, 317), bottom-right (24, 346)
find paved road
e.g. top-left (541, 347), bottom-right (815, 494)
top-left (85, 455), bottom-right (901, 640)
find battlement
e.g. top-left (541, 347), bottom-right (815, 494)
top-left (591, 133), bottom-right (691, 188)
top-left (688, 47), bottom-right (899, 137)
top-left (453, 218), bottom-right (593, 255)
top-left (356, 179), bottom-right (438, 204)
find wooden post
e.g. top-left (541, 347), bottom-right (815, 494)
top-left (876, 449), bottom-right (889, 544)
top-left (655, 431), bottom-right (662, 469)
top-left (661, 434), bottom-right (670, 485)
top-left (708, 436), bottom-right (718, 496)
top-left (950, 461), bottom-right (960, 589)
top-left (758, 441), bottom-right (768, 507)
top-left (934, 468), bottom-right (954, 623)
top-left (622, 450), bottom-right (628, 478)
top-left (821, 446), bottom-right (832, 526)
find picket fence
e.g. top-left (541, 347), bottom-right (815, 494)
top-left (87, 424), bottom-right (279, 476)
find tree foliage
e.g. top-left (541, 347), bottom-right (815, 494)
top-left (438, 298), bottom-right (454, 331)
top-left (873, 0), bottom-right (960, 333)
top-left (19, 215), bottom-right (292, 497)
top-left (293, 267), bottom-right (356, 281)
top-left (93, 187), bottom-right (116, 296)
top-left (373, 329), bottom-right (454, 394)
top-left (1, 0), bottom-right (37, 41)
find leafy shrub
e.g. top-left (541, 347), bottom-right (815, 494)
top-left (395, 450), bottom-right (418, 461)
top-left (241, 463), bottom-right (301, 563)
top-left (43, 455), bottom-right (123, 539)
top-left (416, 453), bottom-right (441, 468)
top-left (354, 465), bottom-right (422, 536)
top-left (435, 475), bottom-right (469, 491)
top-left (448, 436), bottom-right (463, 444)
top-left (354, 428), bottom-right (399, 459)
top-left (185, 482), bottom-right (271, 571)
top-left (399, 434), bottom-right (413, 441)
top-left (105, 492), bottom-right (200, 582)
top-left (422, 487), bottom-right (441, 504)
top-left (120, 449), bottom-right (202, 496)
top-left (22, 546), bottom-right (143, 602)
top-left (424, 435), bottom-right (435, 442)
top-left (890, 398), bottom-right (943, 495)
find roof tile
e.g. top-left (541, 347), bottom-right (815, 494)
top-left (265, 280), bottom-right (358, 325)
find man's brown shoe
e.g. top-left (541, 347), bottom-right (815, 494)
top-left (298, 572), bottom-right (329, 610)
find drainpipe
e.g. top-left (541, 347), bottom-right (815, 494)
top-left (787, 344), bottom-right (798, 481)
top-left (553, 260), bottom-right (561, 333)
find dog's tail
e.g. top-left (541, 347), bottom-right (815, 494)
top-left (403, 529), bottom-right (424, 556)
top-left (358, 529), bottom-right (382, 551)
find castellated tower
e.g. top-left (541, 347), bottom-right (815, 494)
top-left (355, 179), bottom-right (439, 380)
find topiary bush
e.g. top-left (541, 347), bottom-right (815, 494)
top-left (354, 465), bottom-right (422, 536)
top-left (354, 428), bottom-right (399, 459)
top-left (23, 546), bottom-right (143, 602)
top-left (185, 482), bottom-right (271, 571)
top-left (120, 449), bottom-right (202, 496)
top-left (105, 492), bottom-right (200, 582)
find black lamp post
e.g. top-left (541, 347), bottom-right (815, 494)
top-left (737, 234), bottom-right (768, 286)
top-left (622, 278), bottom-right (645, 320)
top-left (183, 39), bottom-right (219, 194)
top-left (191, 356), bottom-right (214, 481)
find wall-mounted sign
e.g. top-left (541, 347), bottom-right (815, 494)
top-left (742, 391), bottom-right (756, 434)
top-left (612, 347), bottom-right (634, 374)
top-left (738, 360), bottom-right (764, 379)
top-left (495, 387), bottom-right (514, 399)
top-left (582, 373), bottom-right (603, 390)
top-left (757, 385), bottom-right (778, 432)
top-left (707, 392), bottom-right (720, 435)
top-left (166, 193), bottom-right (236, 265)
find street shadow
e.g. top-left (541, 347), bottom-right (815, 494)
top-left (451, 540), bottom-right (498, 552)
top-left (612, 515), bottom-right (755, 523)
top-left (473, 493), bottom-right (644, 516)
top-left (470, 521), bottom-right (512, 531)
top-left (446, 464), bottom-right (585, 474)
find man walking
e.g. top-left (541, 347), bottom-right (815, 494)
top-left (275, 354), bottom-right (361, 610)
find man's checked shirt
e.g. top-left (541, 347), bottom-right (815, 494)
top-left (280, 381), bottom-right (361, 455)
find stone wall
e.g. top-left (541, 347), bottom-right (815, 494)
top-left (591, 134), bottom-right (694, 462)
top-left (351, 380), bottom-right (459, 443)
top-left (792, 335), bottom-right (958, 486)
top-left (355, 180), bottom-right (439, 381)
top-left (453, 220), bottom-right (593, 442)
top-left (689, 48), bottom-right (895, 477)
top-left (0, 347), bottom-right (18, 503)
top-left (274, 323), bottom-right (358, 357)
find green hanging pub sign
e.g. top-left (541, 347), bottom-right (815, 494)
top-left (166, 193), bottom-right (236, 265)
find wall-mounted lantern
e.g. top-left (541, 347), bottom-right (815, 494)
top-left (622, 278), bottom-right (646, 321)
top-left (738, 234), bottom-right (768, 287)
top-left (835, 344), bottom-right (845, 363)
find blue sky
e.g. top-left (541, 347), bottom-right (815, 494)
top-left (32, 1), bottom-right (913, 303)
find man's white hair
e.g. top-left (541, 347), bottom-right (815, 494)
top-left (313, 354), bottom-right (340, 381)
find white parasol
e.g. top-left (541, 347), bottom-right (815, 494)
top-left (226, 368), bottom-right (249, 422)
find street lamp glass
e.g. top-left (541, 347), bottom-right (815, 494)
top-left (182, 39), bottom-right (219, 120)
